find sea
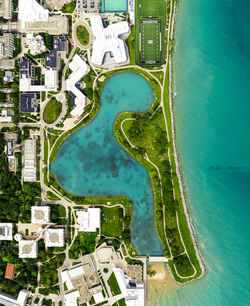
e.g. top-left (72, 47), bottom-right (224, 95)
top-left (153, 0), bottom-right (250, 305)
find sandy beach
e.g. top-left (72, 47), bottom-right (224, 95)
top-left (147, 263), bottom-right (177, 302)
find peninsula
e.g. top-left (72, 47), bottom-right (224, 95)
top-left (0, 0), bottom-right (205, 305)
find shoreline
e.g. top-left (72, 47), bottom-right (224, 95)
top-left (167, 0), bottom-right (206, 284)
top-left (147, 262), bottom-right (177, 301)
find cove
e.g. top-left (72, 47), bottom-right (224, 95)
top-left (51, 72), bottom-right (163, 255)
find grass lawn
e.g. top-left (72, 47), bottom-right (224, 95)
top-left (46, 191), bottom-right (60, 201)
top-left (108, 272), bottom-right (121, 296)
top-left (76, 25), bottom-right (89, 46)
top-left (118, 298), bottom-right (126, 306)
top-left (135, 0), bottom-right (166, 65)
top-left (101, 206), bottom-right (123, 238)
top-left (43, 98), bottom-right (62, 124)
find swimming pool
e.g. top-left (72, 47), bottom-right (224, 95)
top-left (101, 0), bottom-right (128, 12)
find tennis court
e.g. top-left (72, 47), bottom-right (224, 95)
top-left (101, 0), bottom-right (128, 12)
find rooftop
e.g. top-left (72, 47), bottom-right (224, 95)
top-left (20, 93), bottom-right (37, 113)
top-left (31, 206), bottom-right (50, 224)
top-left (66, 54), bottom-right (88, 117)
top-left (0, 223), bottom-right (13, 240)
top-left (45, 51), bottom-right (58, 69)
top-left (4, 263), bottom-right (14, 280)
top-left (76, 208), bottom-right (100, 232)
top-left (90, 15), bottom-right (130, 67)
top-left (45, 228), bottom-right (65, 247)
top-left (19, 240), bottom-right (38, 258)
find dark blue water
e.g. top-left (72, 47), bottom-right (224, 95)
top-left (51, 72), bottom-right (163, 255)
top-left (154, 0), bottom-right (250, 304)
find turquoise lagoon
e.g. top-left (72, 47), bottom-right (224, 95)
top-left (153, 0), bottom-right (250, 305)
top-left (51, 72), bottom-right (163, 255)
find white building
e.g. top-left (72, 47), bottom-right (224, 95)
top-left (18, 0), bottom-right (68, 35)
top-left (61, 265), bottom-right (85, 291)
top-left (64, 290), bottom-right (80, 306)
top-left (76, 208), bottom-right (100, 232)
top-left (23, 138), bottom-right (36, 182)
top-left (90, 15), bottom-right (130, 67)
top-left (113, 268), bottom-right (145, 306)
top-left (45, 228), bottom-right (65, 247)
top-left (0, 223), bottom-right (13, 240)
top-left (19, 240), bottom-right (38, 258)
top-left (66, 54), bottom-right (88, 117)
top-left (93, 292), bottom-right (105, 304)
top-left (0, 109), bottom-right (12, 123)
top-left (20, 68), bottom-right (58, 92)
top-left (31, 206), bottom-right (50, 224)
top-left (0, 290), bottom-right (29, 306)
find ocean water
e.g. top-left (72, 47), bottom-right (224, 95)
top-left (155, 0), bottom-right (250, 305)
top-left (51, 72), bottom-right (163, 255)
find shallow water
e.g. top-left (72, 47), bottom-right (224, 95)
top-left (152, 0), bottom-right (250, 304)
top-left (51, 72), bottom-right (163, 255)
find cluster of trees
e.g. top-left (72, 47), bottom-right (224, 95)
top-left (0, 241), bottom-right (38, 296)
top-left (0, 135), bottom-right (40, 223)
top-left (173, 254), bottom-right (194, 276)
top-left (69, 232), bottom-right (98, 259)
top-left (39, 33), bottom-right (53, 50)
top-left (40, 253), bottom-right (65, 289)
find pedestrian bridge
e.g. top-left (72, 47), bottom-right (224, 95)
top-left (148, 256), bottom-right (169, 263)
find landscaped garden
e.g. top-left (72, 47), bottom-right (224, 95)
top-left (76, 25), bottom-right (90, 46)
top-left (43, 98), bottom-right (62, 124)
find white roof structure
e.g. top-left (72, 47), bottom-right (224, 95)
top-left (76, 208), bottom-right (100, 232)
top-left (18, 0), bottom-right (49, 29)
top-left (90, 15), bottom-right (130, 67)
top-left (93, 292), bottom-right (105, 304)
top-left (0, 290), bottom-right (29, 306)
top-left (61, 265), bottom-right (85, 291)
top-left (19, 240), bottom-right (38, 258)
top-left (20, 69), bottom-right (58, 92)
top-left (113, 268), bottom-right (145, 306)
top-left (31, 206), bottom-right (50, 224)
top-left (64, 290), bottom-right (80, 306)
top-left (45, 228), bottom-right (65, 247)
top-left (0, 223), bottom-right (13, 240)
top-left (27, 34), bottom-right (46, 55)
top-left (66, 54), bottom-right (88, 117)
top-left (23, 138), bottom-right (36, 182)
top-left (0, 109), bottom-right (12, 123)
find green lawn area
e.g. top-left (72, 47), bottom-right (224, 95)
top-left (108, 272), bottom-right (121, 296)
top-left (62, 0), bottom-right (76, 13)
top-left (46, 191), bottom-right (60, 201)
top-left (76, 25), bottom-right (89, 46)
top-left (126, 25), bottom-right (135, 65)
top-left (135, 0), bottom-right (166, 65)
top-left (101, 206), bottom-right (123, 238)
top-left (43, 98), bottom-right (62, 124)
top-left (118, 298), bottom-right (126, 306)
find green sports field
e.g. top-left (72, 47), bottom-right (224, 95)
top-left (135, 0), bottom-right (166, 66)
top-left (140, 20), bottom-right (161, 64)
